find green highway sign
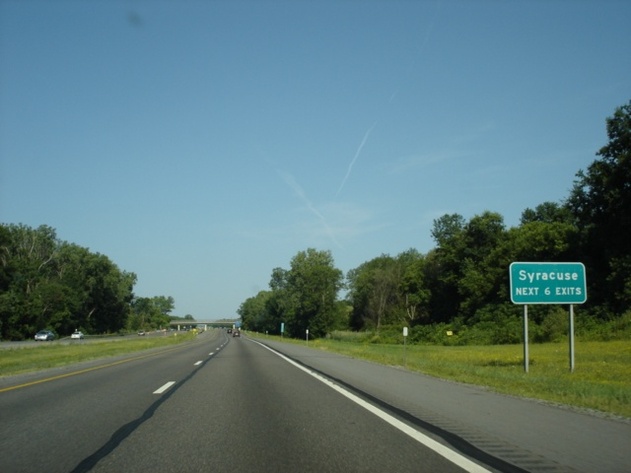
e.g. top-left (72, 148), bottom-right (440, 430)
top-left (509, 262), bottom-right (587, 304)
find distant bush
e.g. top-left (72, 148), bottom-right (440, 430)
top-left (576, 310), bottom-right (631, 341)
top-left (531, 307), bottom-right (568, 343)
top-left (327, 309), bottom-right (631, 346)
top-left (329, 330), bottom-right (372, 343)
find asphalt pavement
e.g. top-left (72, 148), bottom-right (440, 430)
top-left (257, 337), bottom-right (631, 473)
top-left (1, 331), bottom-right (629, 473)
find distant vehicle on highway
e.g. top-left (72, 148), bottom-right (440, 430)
top-left (34, 330), bottom-right (55, 341)
top-left (232, 330), bottom-right (240, 337)
top-left (138, 330), bottom-right (146, 336)
top-left (70, 330), bottom-right (84, 340)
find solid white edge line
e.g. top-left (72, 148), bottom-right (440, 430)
top-left (153, 381), bottom-right (175, 394)
top-left (251, 340), bottom-right (492, 473)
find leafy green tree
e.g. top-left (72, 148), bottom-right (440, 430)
top-left (0, 225), bottom-right (12, 293)
top-left (130, 296), bottom-right (173, 330)
top-left (398, 249), bottom-right (430, 325)
top-left (239, 290), bottom-right (274, 333)
top-left (347, 254), bottom-right (403, 330)
top-left (457, 212), bottom-right (506, 319)
top-left (152, 296), bottom-right (175, 322)
top-left (462, 212), bottom-right (505, 259)
top-left (425, 212), bottom-right (508, 322)
top-left (567, 101), bottom-right (631, 314)
top-left (430, 213), bottom-right (466, 248)
top-left (0, 223), bottom-right (137, 339)
top-left (521, 201), bottom-right (574, 225)
top-left (508, 221), bottom-right (577, 262)
top-left (0, 225), bottom-right (11, 337)
top-left (285, 249), bottom-right (344, 338)
top-left (0, 224), bottom-right (60, 339)
top-left (265, 267), bottom-right (294, 334)
top-left (75, 252), bottom-right (135, 333)
top-left (424, 214), bottom-right (466, 323)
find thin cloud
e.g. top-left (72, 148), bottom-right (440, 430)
top-left (336, 121), bottom-right (378, 198)
top-left (389, 150), bottom-right (466, 174)
top-left (279, 171), bottom-right (343, 249)
top-left (388, 120), bottom-right (495, 174)
top-left (321, 201), bottom-right (390, 240)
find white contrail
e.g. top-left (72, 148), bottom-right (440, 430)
top-left (279, 171), bottom-right (343, 249)
top-left (335, 2), bottom-right (441, 199)
top-left (387, 0), bottom-right (442, 109)
top-left (336, 121), bottom-right (378, 198)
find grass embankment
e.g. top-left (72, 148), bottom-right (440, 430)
top-left (0, 332), bottom-right (198, 377)
top-left (262, 335), bottom-right (631, 419)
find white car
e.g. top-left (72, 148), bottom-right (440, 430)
top-left (70, 330), bottom-right (84, 340)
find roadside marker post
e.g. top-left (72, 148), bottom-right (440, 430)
top-left (402, 327), bottom-right (408, 368)
top-left (509, 262), bottom-right (587, 373)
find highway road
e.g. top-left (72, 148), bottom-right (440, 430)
top-left (0, 330), bottom-right (629, 472)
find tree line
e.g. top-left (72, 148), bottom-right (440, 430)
top-left (0, 224), bottom-right (176, 340)
top-left (2, 102), bottom-right (628, 342)
top-left (239, 101), bottom-right (631, 343)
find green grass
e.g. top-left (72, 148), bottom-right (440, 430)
top-left (0, 332), bottom-right (198, 377)
top-left (259, 335), bottom-right (631, 419)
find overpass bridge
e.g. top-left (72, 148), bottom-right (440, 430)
top-left (169, 320), bottom-right (240, 331)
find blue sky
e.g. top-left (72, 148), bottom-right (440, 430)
top-left (1, 1), bottom-right (629, 319)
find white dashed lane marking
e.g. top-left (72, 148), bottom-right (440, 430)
top-left (153, 381), bottom-right (175, 394)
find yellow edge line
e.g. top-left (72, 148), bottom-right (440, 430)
top-left (0, 345), bottom-right (184, 393)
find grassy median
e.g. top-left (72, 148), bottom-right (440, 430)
top-left (0, 332), bottom-right (198, 377)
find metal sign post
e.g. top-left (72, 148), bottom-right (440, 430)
top-left (569, 305), bottom-right (575, 372)
top-left (523, 305), bottom-right (529, 373)
top-left (509, 262), bottom-right (586, 373)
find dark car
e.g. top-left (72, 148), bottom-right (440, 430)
top-left (232, 330), bottom-right (240, 337)
top-left (34, 330), bottom-right (55, 341)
